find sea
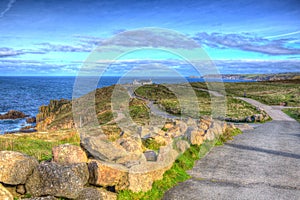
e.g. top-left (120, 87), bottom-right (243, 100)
top-left (0, 76), bottom-right (252, 134)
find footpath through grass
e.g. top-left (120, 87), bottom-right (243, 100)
top-left (135, 84), bottom-right (261, 119)
top-left (117, 128), bottom-right (242, 200)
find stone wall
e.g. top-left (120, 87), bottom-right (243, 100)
top-left (0, 117), bottom-right (233, 199)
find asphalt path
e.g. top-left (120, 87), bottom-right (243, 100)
top-left (164, 99), bottom-right (300, 200)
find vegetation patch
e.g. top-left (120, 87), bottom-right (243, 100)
top-left (215, 127), bottom-right (242, 146)
top-left (224, 79), bottom-right (300, 106)
top-left (142, 138), bottom-right (165, 151)
top-left (0, 131), bottom-right (80, 161)
top-left (134, 84), bottom-right (263, 119)
top-left (129, 98), bottom-right (150, 125)
top-left (282, 108), bottom-right (300, 122)
top-left (226, 97), bottom-right (260, 119)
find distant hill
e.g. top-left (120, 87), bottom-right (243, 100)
top-left (200, 72), bottom-right (300, 81)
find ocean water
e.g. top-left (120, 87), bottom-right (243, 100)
top-left (0, 76), bottom-right (249, 133)
top-left (0, 76), bottom-right (120, 133)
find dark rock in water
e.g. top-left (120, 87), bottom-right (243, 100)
top-left (20, 126), bottom-right (35, 131)
top-left (26, 117), bottom-right (36, 123)
top-left (0, 110), bottom-right (27, 120)
top-left (19, 128), bottom-right (37, 133)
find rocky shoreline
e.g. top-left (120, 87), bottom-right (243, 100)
top-left (0, 110), bottom-right (37, 134)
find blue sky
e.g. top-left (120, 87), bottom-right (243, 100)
top-left (0, 0), bottom-right (300, 76)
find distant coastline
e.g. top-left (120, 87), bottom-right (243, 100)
top-left (0, 72), bottom-right (299, 133)
top-left (191, 72), bottom-right (300, 82)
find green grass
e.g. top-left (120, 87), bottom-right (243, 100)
top-left (117, 128), bottom-right (241, 200)
top-left (0, 132), bottom-right (80, 161)
top-left (134, 84), bottom-right (177, 101)
top-left (282, 108), bottom-right (300, 122)
top-left (226, 97), bottom-right (261, 118)
top-left (191, 79), bottom-right (300, 107)
top-left (135, 84), bottom-right (261, 119)
top-left (215, 128), bottom-right (243, 146)
top-left (129, 98), bottom-right (150, 125)
top-left (224, 79), bottom-right (300, 106)
top-left (142, 138), bottom-right (165, 151)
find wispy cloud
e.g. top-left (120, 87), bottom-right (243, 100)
top-left (0, 47), bottom-right (22, 57)
top-left (0, 47), bottom-right (46, 57)
top-left (265, 30), bottom-right (300, 39)
top-left (36, 42), bottom-right (92, 53)
top-left (0, 0), bottom-right (16, 18)
top-left (102, 28), bottom-right (198, 49)
top-left (73, 35), bottom-right (103, 46)
top-left (193, 32), bottom-right (300, 55)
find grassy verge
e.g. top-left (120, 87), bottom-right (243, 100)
top-left (282, 108), bottom-right (300, 122)
top-left (117, 127), bottom-right (242, 200)
top-left (0, 130), bottom-right (80, 161)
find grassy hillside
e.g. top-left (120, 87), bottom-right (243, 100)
top-left (135, 84), bottom-right (261, 118)
top-left (191, 79), bottom-right (300, 107)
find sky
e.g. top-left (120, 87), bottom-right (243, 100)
top-left (0, 0), bottom-right (300, 76)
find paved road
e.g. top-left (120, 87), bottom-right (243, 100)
top-left (237, 97), bottom-right (296, 121)
top-left (164, 101), bottom-right (300, 199)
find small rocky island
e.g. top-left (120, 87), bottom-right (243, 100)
top-left (0, 110), bottom-right (27, 120)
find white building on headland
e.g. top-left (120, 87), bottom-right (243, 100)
top-left (133, 79), bottom-right (153, 85)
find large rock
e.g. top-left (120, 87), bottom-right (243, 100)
top-left (199, 116), bottom-right (212, 127)
top-left (185, 127), bottom-right (205, 145)
top-left (0, 151), bottom-right (39, 185)
top-left (76, 187), bottom-right (117, 200)
top-left (175, 140), bottom-right (190, 153)
top-left (0, 110), bottom-right (26, 120)
top-left (143, 150), bottom-right (157, 161)
top-left (157, 144), bottom-right (179, 165)
top-left (88, 159), bottom-right (129, 191)
top-left (128, 144), bottom-right (178, 192)
top-left (204, 129), bottom-right (215, 141)
top-left (80, 136), bottom-right (128, 161)
top-left (164, 121), bottom-right (175, 129)
top-left (115, 153), bottom-right (146, 168)
top-left (211, 121), bottom-right (223, 136)
top-left (167, 126), bottom-right (182, 138)
top-left (25, 162), bottom-right (88, 199)
top-left (177, 120), bottom-right (188, 134)
top-left (116, 137), bottom-right (143, 154)
top-left (52, 144), bottom-right (88, 164)
top-left (0, 183), bottom-right (13, 200)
